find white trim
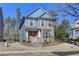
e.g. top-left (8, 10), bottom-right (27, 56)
top-left (38, 30), bottom-right (41, 38)
top-left (25, 30), bottom-right (28, 37)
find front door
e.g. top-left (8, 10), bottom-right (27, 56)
top-left (28, 31), bottom-right (38, 43)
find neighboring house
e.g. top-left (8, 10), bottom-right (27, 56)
top-left (0, 7), bottom-right (4, 41)
top-left (71, 19), bottom-right (79, 39)
top-left (19, 7), bottom-right (54, 44)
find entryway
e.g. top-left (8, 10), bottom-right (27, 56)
top-left (28, 31), bottom-right (42, 47)
top-left (28, 31), bottom-right (38, 43)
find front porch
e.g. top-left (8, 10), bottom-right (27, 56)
top-left (24, 29), bottom-right (54, 46)
top-left (25, 29), bottom-right (41, 43)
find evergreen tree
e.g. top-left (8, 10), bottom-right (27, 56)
top-left (55, 19), bottom-right (70, 41)
top-left (55, 25), bottom-right (67, 41)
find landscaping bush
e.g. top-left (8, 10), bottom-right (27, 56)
top-left (22, 40), bottom-right (26, 43)
top-left (44, 39), bottom-right (49, 44)
top-left (27, 40), bottom-right (31, 43)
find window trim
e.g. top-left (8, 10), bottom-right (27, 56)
top-left (41, 20), bottom-right (44, 26)
top-left (49, 21), bottom-right (52, 27)
top-left (30, 20), bottom-right (33, 26)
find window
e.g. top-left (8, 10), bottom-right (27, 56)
top-left (49, 21), bottom-right (51, 26)
top-left (49, 32), bottom-right (50, 39)
top-left (30, 20), bottom-right (33, 26)
top-left (46, 32), bottom-right (48, 38)
top-left (41, 20), bottom-right (44, 26)
top-left (43, 31), bottom-right (50, 39)
top-left (43, 31), bottom-right (45, 38)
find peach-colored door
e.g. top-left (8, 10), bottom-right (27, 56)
top-left (32, 36), bottom-right (37, 43)
top-left (31, 31), bottom-right (37, 43)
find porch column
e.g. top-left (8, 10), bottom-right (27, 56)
top-left (38, 30), bottom-right (41, 38)
top-left (25, 30), bottom-right (28, 41)
top-left (41, 29), bottom-right (43, 42)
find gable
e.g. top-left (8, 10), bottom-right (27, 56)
top-left (41, 12), bottom-right (52, 18)
top-left (27, 7), bottom-right (52, 19)
top-left (27, 7), bottom-right (45, 17)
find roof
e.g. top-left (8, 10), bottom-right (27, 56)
top-left (75, 19), bottom-right (79, 24)
top-left (19, 7), bottom-right (53, 30)
top-left (71, 19), bottom-right (79, 30)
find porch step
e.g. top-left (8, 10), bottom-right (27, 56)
top-left (32, 43), bottom-right (43, 48)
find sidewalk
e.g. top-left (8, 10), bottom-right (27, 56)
top-left (0, 42), bottom-right (79, 55)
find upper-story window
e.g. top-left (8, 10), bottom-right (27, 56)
top-left (49, 21), bottom-right (52, 26)
top-left (41, 20), bottom-right (44, 26)
top-left (30, 20), bottom-right (33, 26)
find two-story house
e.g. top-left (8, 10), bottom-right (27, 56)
top-left (19, 7), bottom-right (54, 44)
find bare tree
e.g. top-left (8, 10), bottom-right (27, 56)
top-left (56, 4), bottom-right (79, 19)
top-left (16, 8), bottom-right (21, 41)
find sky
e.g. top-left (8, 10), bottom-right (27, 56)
top-left (0, 3), bottom-right (75, 24)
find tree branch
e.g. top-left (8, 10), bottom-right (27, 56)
top-left (66, 4), bottom-right (79, 18)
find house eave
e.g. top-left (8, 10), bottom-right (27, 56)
top-left (25, 16), bottom-right (54, 20)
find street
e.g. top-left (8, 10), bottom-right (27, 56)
top-left (1, 51), bottom-right (79, 56)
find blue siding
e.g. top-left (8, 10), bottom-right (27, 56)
top-left (25, 19), bottom-right (38, 28)
top-left (25, 19), bottom-right (28, 27)
top-left (33, 20), bottom-right (38, 28)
